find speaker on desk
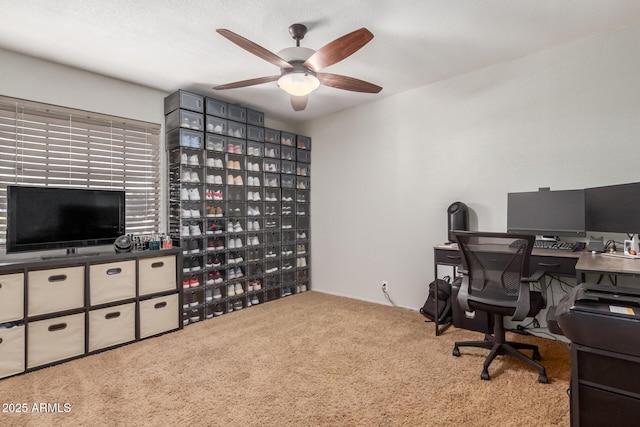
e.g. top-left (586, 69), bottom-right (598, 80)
top-left (447, 202), bottom-right (468, 243)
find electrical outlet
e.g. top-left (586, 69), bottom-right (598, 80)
top-left (382, 281), bottom-right (388, 291)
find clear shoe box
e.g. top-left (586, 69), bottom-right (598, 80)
top-left (280, 131), bottom-right (296, 146)
top-left (227, 138), bottom-right (245, 155)
top-left (166, 109), bottom-right (204, 132)
top-left (281, 218), bottom-right (294, 230)
top-left (228, 105), bottom-right (247, 123)
top-left (227, 201), bottom-right (245, 218)
top-left (282, 230), bottom-right (296, 245)
top-left (247, 109), bottom-right (264, 126)
top-left (165, 90), bottom-right (204, 114)
top-left (264, 128), bottom-right (280, 144)
top-left (297, 148), bottom-right (311, 163)
top-left (206, 115), bottom-right (227, 135)
top-left (265, 232), bottom-right (281, 245)
top-left (228, 121), bottom-right (246, 139)
top-left (281, 175), bottom-right (295, 189)
top-left (297, 216), bottom-right (310, 229)
top-left (282, 160), bottom-right (296, 175)
top-left (247, 141), bottom-right (264, 157)
top-left (264, 275), bottom-right (281, 290)
top-left (296, 177), bottom-right (310, 190)
top-left (264, 202), bottom-right (280, 216)
top-left (264, 245), bottom-right (281, 261)
top-left (297, 135), bottom-right (311, 150)
top-left (247, 125), bottom-right (264, 142)
top-left (264, 173), bottom-right (280, 188)
top-left (264, 143), bottom-right (280, 159)
top-left (281, 146), bottom-right (296, 161)
top-left (167, 128), bottom-right (204, 149)
top-left (296, 163), bottom-right (310, 176)
top-left (264, 217), bottom-right (281, 230)
top-left (264, 158), bottom-right (281, 173)
top-left (246, 262), bottom-right (263, 277)
top-left (206, 134), bottom-right (226, 152)
top-left (205, 97), bottom-right (227, 118)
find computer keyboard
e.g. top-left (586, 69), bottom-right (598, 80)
top-left (533, 240), bottom-right (583, 251)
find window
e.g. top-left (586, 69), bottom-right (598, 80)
top-left (0, 95), bottom-right (161, 246)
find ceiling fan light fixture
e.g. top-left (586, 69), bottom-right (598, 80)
top-left (278, 72), bottom-right (320, 96)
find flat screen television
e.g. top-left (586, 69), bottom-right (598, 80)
top-left (585, 182), bottom-right (640, 234)
top-left (6, 185), bottom-right (126, 254)
top-left (507, 189), bottom-right (586, 237)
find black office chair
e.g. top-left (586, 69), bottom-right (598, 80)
top-left (451, 231), bottom-right (548, 383)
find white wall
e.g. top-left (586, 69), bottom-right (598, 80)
top-left (300, 22), bottom-right (640, 309)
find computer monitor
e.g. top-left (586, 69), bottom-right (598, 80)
top-left (585, 182), bottom-right (640, 234)
top-left (507, 189), bottom-right (586, 237)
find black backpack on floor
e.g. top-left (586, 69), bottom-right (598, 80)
top-left (420, 277), bottom-right (452, 324)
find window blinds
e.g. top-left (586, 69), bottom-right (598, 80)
top-left (0, 95), bottom-right (161, 245)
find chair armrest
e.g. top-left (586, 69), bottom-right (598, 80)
top-left (522, 270), bottom-right (545, 283)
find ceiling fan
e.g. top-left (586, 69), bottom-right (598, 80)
top-left (212, 24), bottom-right (382, 111)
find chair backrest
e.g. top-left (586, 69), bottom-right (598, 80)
top-left (453, 231), bottom-right (535, 318)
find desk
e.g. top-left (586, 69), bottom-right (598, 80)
top-left (576, 252), bottom-right (640, 284)
top-left (433, 243), bottom-right (581, 336)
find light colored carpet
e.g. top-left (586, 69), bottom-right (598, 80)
top-left (0, 291), bottom-right (570, 426)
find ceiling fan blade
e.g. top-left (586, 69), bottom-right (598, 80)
top-left (316, 73), bottom-right (382, 93)
top-left (303, 28), bottom-right (374, 71)
top-left (213, 75), bottom-right (280, 90)
top-left (291, 95), bottom-right (308, 111)
top-left (217, 29), bottom-right (293, 70)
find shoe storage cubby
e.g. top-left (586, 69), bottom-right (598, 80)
top-left (166, 90), bottom-right (311, 324)
top-left (0, 249), bottom-right (181, 380)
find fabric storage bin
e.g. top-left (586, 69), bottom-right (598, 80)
top-left (0, 325), bottom-right (25, 379)
top-left (27, 312), bottom-right (85, 368)
top-left (88, 302), bottom-right (136, 352)
top-left (0, 273), bottom-right (24, 323)
top-left (139, 294), bottom-right (179, 338)
top-left (89, 260), bottom-right (136, 306)
top-left (28, 266), bottom-right (84, 316)
top-left (139, 255), bottom-right (177, 295)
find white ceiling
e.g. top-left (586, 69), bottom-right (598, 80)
top-left (2, 0), bottom-right (640, 124)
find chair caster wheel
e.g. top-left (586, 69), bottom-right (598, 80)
top-left (533, 350), bottom-right (542, 361)
top-left (481, 370), bottom-right (490, 381)
top-left (452, 347), bottom-right (460, 357)
top-left (538, 374), bottom-right (548, 384)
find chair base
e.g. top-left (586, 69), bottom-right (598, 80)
top-left (452, 317), bottom-right (548, 383)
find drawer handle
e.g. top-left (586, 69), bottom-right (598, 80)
top-left (48, 323), bottom-right (67, 332)
top-left (106, 268), bottom-right (122, 275)
top-left (151, 262), bottom-right (165, 269)
top-left (538, 262), bottom-right (561, 268)
top-left (105, 311), bottom-right (121, 320)
top-left (446, 255), bottom-right (461, 260)
top-left (154, 302), bottom-right (167, 309)
top-left (48, 274), bottom-right (67, 282)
